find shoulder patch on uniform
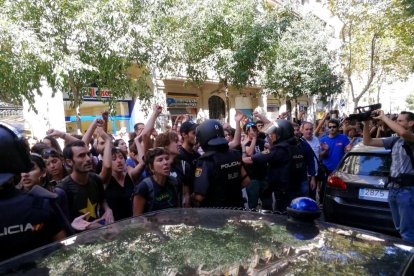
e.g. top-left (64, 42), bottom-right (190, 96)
top-left (195, 167), bottom-right (202, 177)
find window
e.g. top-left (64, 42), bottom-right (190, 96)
top-left (340, 154), bottom-right (391, 176)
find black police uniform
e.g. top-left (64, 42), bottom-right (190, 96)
top-left (193, 149), bottom-right (244, 207)
top-left (252, 137), bottom-right (307, 211)
top-left (0, 187), bottom-right (65, 262)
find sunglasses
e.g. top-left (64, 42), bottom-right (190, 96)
top-left (245, 122), bottom-right (257, 128)
top-left (328, 126), bottom-right (338, 129)
top-left (42, 148), bottom-right (61, 159)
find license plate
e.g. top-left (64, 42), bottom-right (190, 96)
top-left (359, 188), bottom-right (389, 202)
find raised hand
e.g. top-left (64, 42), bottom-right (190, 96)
top-left (182, 114), bottom-right (190, 123)
top-left (46, 129), bottom-right (64, 139)
top-left (235, 111), bottom-right (244, 122)
top-left (153, 104), bottom-right (163, 116)
top-left (96, 127), bottom-right (110, 140)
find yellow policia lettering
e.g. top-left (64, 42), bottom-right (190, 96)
top-left (0, 223), bottom-right (44, 236)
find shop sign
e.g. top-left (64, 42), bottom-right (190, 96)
top-left (83, 87), bottom-right (111, 99)
top-left (166, 97), bottom-right (197, 108)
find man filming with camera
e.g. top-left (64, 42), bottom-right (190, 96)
top-left (363, 110), bottom-right (414, 243)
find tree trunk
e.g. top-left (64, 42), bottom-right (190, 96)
top-left (286, 98), bottom-right (292, 121)
top-left (68, 76), bottom-right (82, 134)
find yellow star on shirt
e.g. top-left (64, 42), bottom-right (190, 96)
top-left (79, 198), bottom-right (97, 221)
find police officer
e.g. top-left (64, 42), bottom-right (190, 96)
top-left (0, 123), bottom-right (66, 262)
top-left (363, 110), bottom-right (414, 243)
top-left (192, 120), bottom-right (250, 207)
top-left (243, 119), bottom-right (307, 212)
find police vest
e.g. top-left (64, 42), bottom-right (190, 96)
top-left (201, 150), bottom-right (243, 207)
top-left (0, 189), bottom-right (64, 262)
top-left (270, 140), bottom-right (306, 192)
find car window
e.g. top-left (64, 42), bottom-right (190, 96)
top-left (339, 154), bottom-right (391, 176)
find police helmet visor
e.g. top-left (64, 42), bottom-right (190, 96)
top-left (207, 137), bottom-right (229, 146)
top-left (264, 124), bottom-right (277, 135)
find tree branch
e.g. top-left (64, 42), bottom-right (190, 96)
top-left (355, 33), bottom-right (378, 103)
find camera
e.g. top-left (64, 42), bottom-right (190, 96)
top-left (348, 103), bottom-right (381, 121)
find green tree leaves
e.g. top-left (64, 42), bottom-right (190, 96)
top-left (1, 0), bottom-right (343, 114)
top-left (329, 0), bottom-right (414, 108)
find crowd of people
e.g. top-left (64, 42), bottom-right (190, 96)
top-left (1, 105), bottom-right (413, 262)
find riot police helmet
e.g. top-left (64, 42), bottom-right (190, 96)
top-left (196, 119), bottom-right (228, 147)
top-left (0, 122), bottom-right (32, 186)
top-left (265, 119), bottom-right (294, 144)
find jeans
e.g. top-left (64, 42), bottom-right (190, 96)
top-left (388, 186), bottom-right (414, 243)
top-left (300, 179), bottom-right (309, 197)
top-left (246, 179), bottom-right (272, 210)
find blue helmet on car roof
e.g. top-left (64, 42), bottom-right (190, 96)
top-left (286, 197), bottom-right (321, 221)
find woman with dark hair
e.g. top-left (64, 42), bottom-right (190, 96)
top-left (42, 148), bottom-right (68, 184)
top-left (114, 138), bottom-right (128, 156)
top-left (154, 131), bottom-right (192, 207)
top-left (132, 147), bottom-right (179, 215)
top-left (103, 147), bottom-right (144, 221)
top-left (18, 153), bottom-right (48, 192)
top-left (42, 135), bottom-right (63, 155)
top-left (30, 142), bottom-right (50, 155)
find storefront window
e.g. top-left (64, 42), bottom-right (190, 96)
top-left (64, 101), bottom-right (130, 134)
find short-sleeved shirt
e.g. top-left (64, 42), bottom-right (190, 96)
top-left (179, 147), bottom-right (200, 169)
top-left (105, 174), bottom-right (135, 221)
top-left (171, 158), bottom-right (193, 197)
top-left (0, 188), bottom-right (64, 262)
top-left (383, 136), bottom-right (414, 178)
top-left (134, 176), bottom-right (178, 213)
top-left (57, 173), bottom-right (105, 222)
top-left (125, 158), bottom-right (137, 168)
top-left (320, 134), bottom-right (350, 172)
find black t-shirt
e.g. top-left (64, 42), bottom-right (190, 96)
top-left (0, 188), bottom-right (64, 262)
top-left (104, 174), bottom-right (134, 221)
top-left (179, 147), bottom-right (200, 169)
top-left (134, 176), bottom-right (178, 213)
top-left (244, 138), bottom-right (267, 180)
top-left (57, 173), bottom-right (105, 222)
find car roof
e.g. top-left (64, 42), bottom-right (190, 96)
top-left (1, 208), bottom-right (413, 275)
top-left (349, 142), bottom-right (391, 154)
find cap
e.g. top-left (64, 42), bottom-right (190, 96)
top-left (180, 121), bottom-right (198, 134)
